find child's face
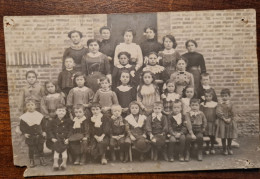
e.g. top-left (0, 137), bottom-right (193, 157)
top-left (190, 102), bottom-right (200, 111)
top-left (145, 28), bottom-right (155, 39)
top-left (120, 72), bottom-right (130, 85)
top-left (101, 29), bottom-right (111, 40)
top-left (201, 76), bottom-right (210, 86)
top-left (88, 42), bottom-right (99, 53)
top-left (119, 54), bottom-right (129, 66)
top-left (46, 83), bottom-right (56, 94)
top-left (164, 37), bottom-right (173, 50)
top-left (26, 73), bottom-right (37, 85)
top-left (185, 88), bottom-right (194, 98)
top-left (130, 104), bottom-right (140, 115)
top-left (187, 42), bottom-right (196, 52)
top-left (112, 108), bottom-right (122, 118)
top-left (74, 108), bottom-right (85, 118)
top-left (172, 103), bottom-right (182, 115)
top-left (124, 32), bottom-right (133, 44)
top-left (167, 82), bottom-right (175, 93)
top-left (221, 93), bottom-right (231, 102)
top-left (26, 101), bottom-right (36, 112)
top-left (100, 80), bottom-right (110, 90)
top-left (205, 93), bottom-right (213, 102)
top-left (148, 54), bottom-right (157, 66)
top-left (75, 76), bottom-right (85, 87)
top-left (64, 58), bottom-right (75, 69)
top-left (143, 73), bottom-right (153, 85)
top-left (153, 105), bottom-right (162, 114)
top-left (56, 108), bottom-right (66, 119)
top-left (176, 59), bottom-right (187, 71)
top-left (91, 107), bottom-right (101, 116)
top-left (70, 32), bottom-right (81, 45)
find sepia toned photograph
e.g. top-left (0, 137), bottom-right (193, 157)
top-left (3, 9), bottom-right (259, 177)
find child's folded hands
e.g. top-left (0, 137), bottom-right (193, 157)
top-left (64, 139), bottom-right (69, 144)
top-left (51, 138), bottom-right (57, 143)
top-left (24, 133), bottom-right (30, 138)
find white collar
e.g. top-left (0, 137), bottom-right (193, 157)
top-left (164, 92), bottom-right (180, 101)
top-left (201, 101), bottom-right (218, 108)
top-left (221, 100), bottom-right (230, 105)
top-left (173, 113), bottom-right (182, 125)
top-left (72, 116), bottom-right (86, 129)
top-left (202, 85), bottom-right (211, 90)
top-left (117, 64), bottom-right (132, 69)
top-left (143, 65), bottom-right (165, 74)
top-left (152, 113), bottom-right (162, 121)
top-left (117, 85), bottom-right (132, 92)
top-left (20, 111), bottom-right (43, 126)
top-left (190, 111), bottom-right (201, 116)
top-left (91, 113), bottom-right (103, 128)
top-left (125, 114), bottom-right (146, 128)
top-left (139, 84), bottom-right (156, 95)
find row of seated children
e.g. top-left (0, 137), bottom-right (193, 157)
top-left (19, 87), bottom-right (237, 171)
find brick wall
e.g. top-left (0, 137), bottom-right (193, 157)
top-left (3, 10), bottom-right (259, 162)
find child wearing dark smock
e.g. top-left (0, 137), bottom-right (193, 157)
top-left (143, 52), bottom-right (169, 92)
top-left (109, 105), bottom-right (130, 163)
top-left (185, 99), bottom-right (207, 161)
top-left (114, 70), bottom-right (137, 116)
top-left (19, 99), bottom-right (47, 168)
top-left (112, 51), bottom-right (136, 89)
top-left (167, 100), bottom-right (189, 162)
top-left (125, 101), bottom-right (151, 162)
top-left (67, 72), bottom-right (94, 118)
top-left (68, 105), bottom-right (90, 165)
top-left (197, 73), bottom-right (218, 103)
top-left (161, 79), bottom-right (181, 115)
top-left (19, 70), bottom-right (45, 113)
top-left (200, 89), bottom-right (218, 155)
top-left (58, 56), bottom-right (77, 96)
top-left (41, 80), bottom-right (65, 150)
top-left (216, 88), bottom-right (237, 155)
top-left (49, 105), bottom-right (72, 170)
top-left (93, 77), bottom-right (119, 113)
top-left (89, 103), bottom-right (111, 165)
top-left (145, 101), bottom-right (168, 161)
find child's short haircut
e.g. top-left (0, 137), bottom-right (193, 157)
top-left (73, 72), bottom-right (86, 87)
top-left (220, 88), bottom-right (231, 96)
top-left (73, 104), bottom-right (84, 111)
top-left (89, 102), bottom-right (102, 109)
top-left (25, 98), bottom-right (36, 105)
top-left (111, 104), bottom-right (122, 111)
top-left (173, 99), bottom-right (182, 105)
top-left (99, 76), bottom-right (110, 84)
top-left (153, 101), bottom-right (163, 108)
top-left (201, 72), bottom-right (210, 79)
top-left (56, 104), bottom-right (66, 110)
top-left (64, 56), bottom-right (75, 62)
top-left (99, 26), bottom-right (111, 34)
top-left (118, 51), bottom-right (131, 59)
top-left (26, 70), bottom-right (37, 79)
top-left (190, 98), bottom-right (200, 105)
top-left (204, 89), bottom-right (215, 96)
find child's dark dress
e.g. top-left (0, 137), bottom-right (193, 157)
top-left (114, 85), bottom-right (137, 109)
top-left (145, 113), bottom-right (168, 148)
top-left (167, 113), bottom-right (188, 158)
top-left (109, 116), bottom-right (129, 152)
top-left (48, 116), bottom-right (73, 153)
top-left (19, 111), bottom-right (46, 159)
top-left (125, 114), bottom-right (151, 153)
top-left (216, 102), bottom-right (238, 139)
top-left (58, 69), bottom-right (76, 96)
top-left (89, 114), bottom-right (111, 157)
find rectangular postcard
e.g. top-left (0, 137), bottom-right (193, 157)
top-left (3, 9), bottom-right (259, 177)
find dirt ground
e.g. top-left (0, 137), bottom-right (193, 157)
top-left (18, 136), bottom-right (260, 177)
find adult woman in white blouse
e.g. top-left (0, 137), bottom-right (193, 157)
top-left (114, 28), bottom-right (143, 71)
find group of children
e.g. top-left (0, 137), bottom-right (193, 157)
top-left (17, 27), bottom-right (238, 171)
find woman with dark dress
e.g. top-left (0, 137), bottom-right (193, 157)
top-left (140, 26), bottom-right (163, 58)
top-left (99, 26), bottom-right (117, 70)
top-left (182, 40), bottom-right (206, 93)
top-left (62, 30), bottom-right (88, 72)
top-left (81, 39), bottom-right (111, 93)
